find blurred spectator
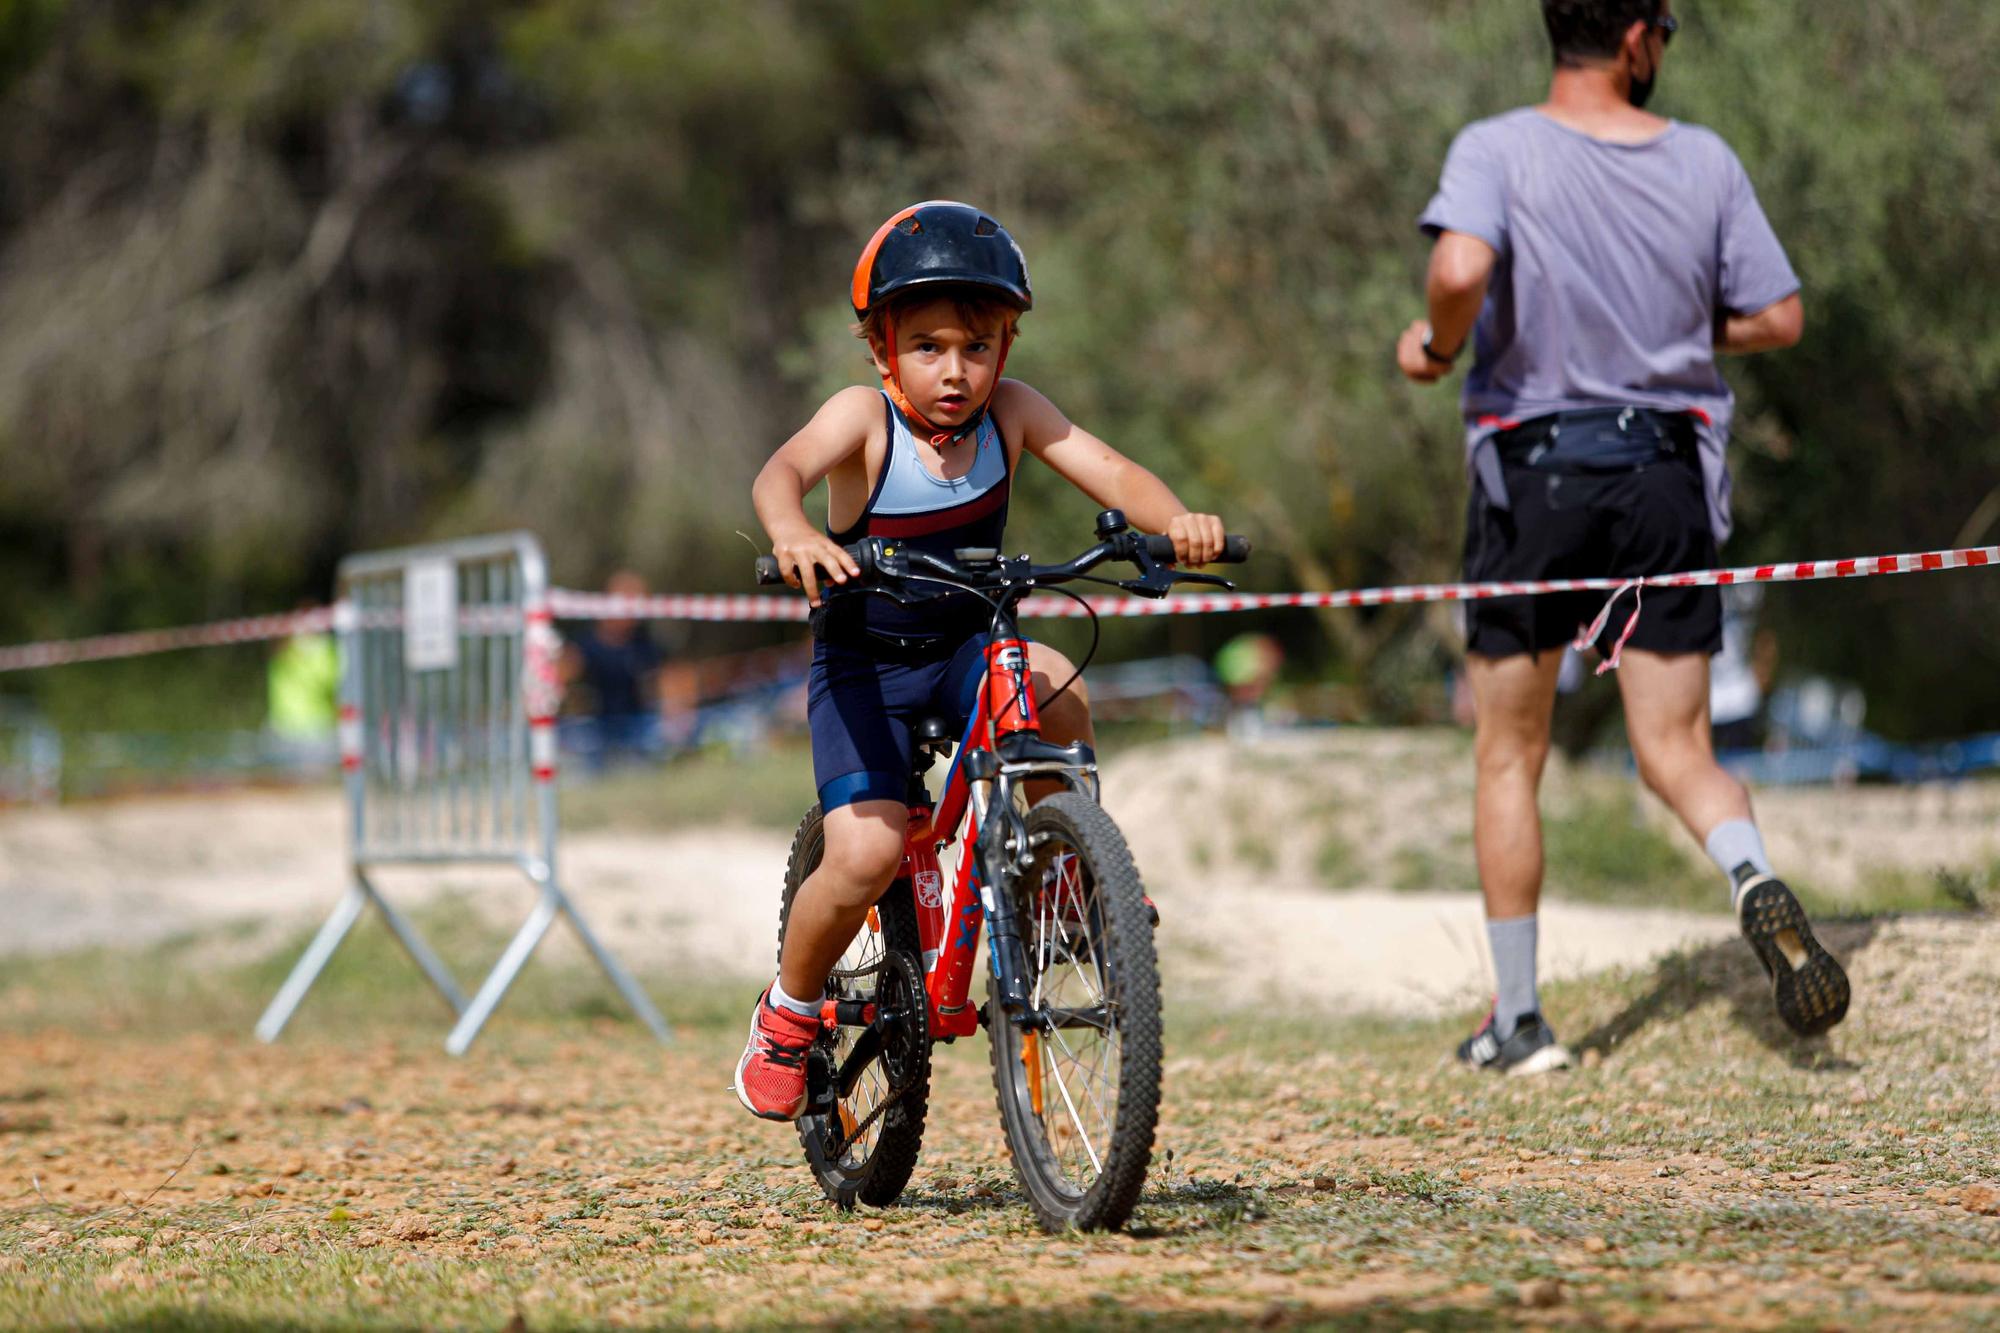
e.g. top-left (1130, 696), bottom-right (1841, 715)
top-left (1710, 586), bottom-right (1775, 751)
top-left (266, 608), bottom-right (340, 773)
top-left (562, 570), bottom-right (668, 770)
top-left (1214, 632), bottom-right (1284, 738)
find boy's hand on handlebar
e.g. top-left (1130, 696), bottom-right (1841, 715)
top-left (771, 527), bottom-right (860, 606)
top-left (1165, 512), bottom-right (1228, 566)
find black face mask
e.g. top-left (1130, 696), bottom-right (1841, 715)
top-left (1627, 45), bottom-right (1658, 108)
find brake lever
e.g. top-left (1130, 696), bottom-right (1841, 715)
top-left (1110, 567), bottom-right (1237, 598)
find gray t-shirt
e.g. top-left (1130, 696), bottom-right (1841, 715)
top-left (1418, 108), bottom-right (1800, 543)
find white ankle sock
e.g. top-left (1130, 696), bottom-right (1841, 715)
top-left (769, 978), bottom-right (822, 1017)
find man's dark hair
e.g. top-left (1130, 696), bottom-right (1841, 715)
top-left (1542, 0), bottom-right (1661, 66)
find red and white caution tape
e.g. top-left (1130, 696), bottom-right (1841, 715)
top-left (549, 543), bottom-right (1999, 623)
top-left (546, 591), bottom-right (812, 623)
top-left (1, 542), bottom-right (1994, 673)
top-left (0, 607), bottom-right (335, 673)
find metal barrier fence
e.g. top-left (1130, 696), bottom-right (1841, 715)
top-left (256, 533), bottom-right (670, 1054)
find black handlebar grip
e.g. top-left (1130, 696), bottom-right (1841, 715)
top-left (1140, 533), bottom-right (1253, 564)
top-left (754, 555), bottom-right (783, 586)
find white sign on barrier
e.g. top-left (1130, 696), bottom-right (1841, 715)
top-left (404, 558), bottom-right (459, 671)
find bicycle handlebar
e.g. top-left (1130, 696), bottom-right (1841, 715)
top-left (753, 525), bottom-right (1250, 592)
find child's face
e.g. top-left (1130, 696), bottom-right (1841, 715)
top-left (872, 297), bottom-right (1006, 428)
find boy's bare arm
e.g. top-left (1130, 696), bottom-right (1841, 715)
top-left (1006, 382), bottom-right (1226, 565)
top-left (753, 387), bottom-right (873, 603)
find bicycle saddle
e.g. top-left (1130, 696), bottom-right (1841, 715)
top-left (913, 715), bottom-right (957, 756)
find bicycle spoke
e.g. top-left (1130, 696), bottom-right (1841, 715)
top-left (1017, 838), bottom-right (1123, 1191)
top-left (1040, 1039), bottom-right (1103, 1176)
top-left (1049, 1023), bottom-right (1116, 1150)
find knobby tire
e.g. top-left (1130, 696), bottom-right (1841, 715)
top-left (777, 803), bottom-right (932, 1209)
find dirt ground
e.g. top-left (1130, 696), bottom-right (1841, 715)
top-left (5, 907), bottom-right (2000, 1328)
top-left (5, 731), bottom-right (2000, 1328)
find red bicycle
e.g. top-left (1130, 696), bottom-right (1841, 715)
top-left (753, 510), bottom-right (1250, 1231)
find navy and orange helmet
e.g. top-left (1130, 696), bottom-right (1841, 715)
top-left (850, 201), bottom-right (1032, 320)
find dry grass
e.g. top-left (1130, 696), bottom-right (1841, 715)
top-left (5, 906), bottom-right (2000, 1329)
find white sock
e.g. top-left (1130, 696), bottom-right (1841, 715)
top-left (1486, 915), bottom-right (1540, 1041)
top-left (769, 978), bottom-right (821, 1017)
top-left (1705, 819), bottom-right (1774, 909)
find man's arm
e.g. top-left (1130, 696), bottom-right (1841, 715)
top-left (1716, 293), bottom-right (1803, 356)
top-left (1397, 231), bottom-right (1498, 384)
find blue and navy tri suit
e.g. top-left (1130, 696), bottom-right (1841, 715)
top-left (808, 391), bottom-right (1012, 811)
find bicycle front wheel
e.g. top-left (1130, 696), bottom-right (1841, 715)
top-left (987, 791), bottom-right (1161, 1232)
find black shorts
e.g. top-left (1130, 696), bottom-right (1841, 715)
top-left (1463, 458), bottom-right (1722, 660)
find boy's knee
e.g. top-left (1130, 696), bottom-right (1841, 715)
top-left (820, 819), bottom-right (905, 898)
top-left (1037, 672), bottom-right (1090, 722)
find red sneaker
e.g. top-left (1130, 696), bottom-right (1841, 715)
top-left (733, 988), bottom-right (822, 1122)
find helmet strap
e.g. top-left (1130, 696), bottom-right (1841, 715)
top-left (881, 313), bottom-right (1015, 448)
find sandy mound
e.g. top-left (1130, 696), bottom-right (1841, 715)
top-left (4, 729), bottom-right (1994, 1018)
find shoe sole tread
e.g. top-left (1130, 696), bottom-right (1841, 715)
top-left (1740, 879), bottom-right (1850, 1037)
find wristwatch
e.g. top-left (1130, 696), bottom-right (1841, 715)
top-left (1421, 327), bottom-right (1461, 367)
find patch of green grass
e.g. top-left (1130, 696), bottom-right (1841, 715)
top-left (1392, 846), bottom-right (1449, 892)
top-left (559, 740), bottom-right (812, 833)
top-left (1828, 858), bottom-right (2000, 917)
top-left (1231, 829), bottom-right (1276, 876)
top-left (1313, 829), bottom-right (1361, 889)
top-left (1541, 789), bottom-right (1711, 911)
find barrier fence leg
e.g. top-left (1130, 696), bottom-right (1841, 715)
top-left (255, 880), bottom-right (367, 1043)
top-left (445, 889), bottom-right (560, 1056)
top-left (560, 890), bottom-right (673, 1045)
top-left (361, 869), bottom-right (469, 1017)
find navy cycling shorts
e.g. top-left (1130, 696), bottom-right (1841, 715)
top-left (808, 635), bottom-right (992, 811)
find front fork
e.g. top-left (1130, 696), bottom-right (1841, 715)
top-left (980, 789), bottom-right (1038, 1022)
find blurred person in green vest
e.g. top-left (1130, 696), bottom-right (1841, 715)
top-left (1214, 632), bottom-right (1283, 739)
top-left (267, 609), bottom-right (339, 770)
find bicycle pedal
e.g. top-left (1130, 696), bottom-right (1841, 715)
top-left (804, 1050), bottom-right (837, 1110)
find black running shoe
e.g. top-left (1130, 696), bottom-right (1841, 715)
top-left (1456, 1009), bottom-right (1573, 1076)
top-left (1735, 873), bottom-right (1849, 1036)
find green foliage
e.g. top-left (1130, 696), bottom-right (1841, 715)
top-left (0, 0), bottom-right (63, 96)
top-left (1, 0), bottom-right (1997, 738)
top-left (558, 740), bottom-right (811, 834)
top-left (1541, 788), bottom-right (1709, 910)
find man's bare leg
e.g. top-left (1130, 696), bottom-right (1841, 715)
top-left (1465, 650), bottom-right (1566, 1054)
top-left (1617, 647), bottom-right (1848, 1034)
top-left (1469, 650), bottom-right (1566, 919)
top-left (1615, 649), bottom-right (1753, 858)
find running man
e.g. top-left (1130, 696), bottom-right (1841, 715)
top-left (1398, 0), bottom-right (1849, 1073)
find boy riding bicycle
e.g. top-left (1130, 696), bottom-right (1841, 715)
top-left (736, 200), bottom-right (1228, 1121)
